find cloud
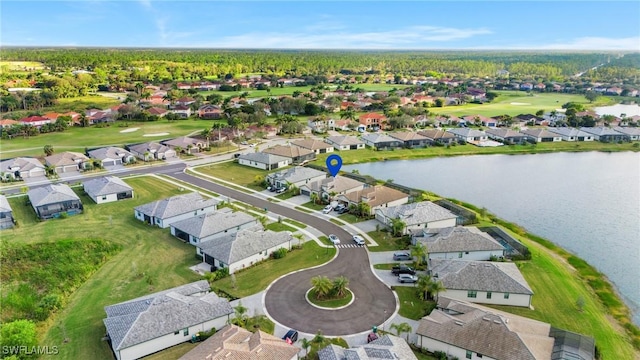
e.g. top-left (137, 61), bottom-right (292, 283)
top-left (475, 36), bottom-right (640, 51)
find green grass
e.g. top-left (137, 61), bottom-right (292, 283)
top-left (337, 213), bottom-right (364, 224)
top-left (194, 162), bottom-right (275, 191)
top-left (394, 287), bottom-right (436, 320)
top-left (300, 201), bottom-right (325, 211)
top-left (307, 288), bottom-right (353, 308)
top-left (317, 236), bottom-right (332, 246)
top-left (275, 190), bottom-right (297, 200)
top-left (198, 83), bottom-right (411, 99)
top-left (264, 221), bottom-right (297, 232)
top-left (141, 343), bottom-right (198, 360)
top-left (211, 241), bottom-right (335, 298)
top-left (373, 263), bottom-right (398, 270)
top-left (282, 218), bottom-right (307, 229)
top-left (294, 206), bottom-right (313, 213)
top-left (366, 231), bottom-right (410, 252)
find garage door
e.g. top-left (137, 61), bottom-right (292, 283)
top-left (62, 165), bottom-right (77, 173)
top-left (300, 189), bottom-right (310, 196)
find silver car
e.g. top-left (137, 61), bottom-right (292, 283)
top-left (328, 234), bottom-right (340, 245)
top-left (352, 235), bottom-right (365, 246)
top-left (398, 274), bottom-right (418, 283)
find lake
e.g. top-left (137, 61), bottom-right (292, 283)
top-left (595, 104), bottom-right (640, 117)
top-left (344, 151), bottom-right (640, 325)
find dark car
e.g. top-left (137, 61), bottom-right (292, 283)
top-left (335, 206), bottom-right (349, 214)
top-left (282, 329), bottom-right (298, 344)
top-left (392, 265), bottom-right (416, 276)
top-left (233, 153), bottom-right (241, 158)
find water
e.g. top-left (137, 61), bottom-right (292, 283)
top-left (594, 104), bottom-right (640, 117)
top-left (345, 152), bottom-right (640, 324)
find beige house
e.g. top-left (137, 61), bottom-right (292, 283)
top-left (291, 138), bottom-right (335, 154)
top-left (44, 151), bottom-right (90, 174)
top-left (335, 185), bottom-right (409, 215)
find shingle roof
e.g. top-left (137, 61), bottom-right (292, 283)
top-left (87, 147), bottom-right (133, 161)
top-left (198, 228), bottom-right (292, 265)
top-left (418, 129), bottom-right (456, 141)
top-left (0, 157), bottom-right (45, 173)
top-left (387, 132), bottom-right (429, 141)
top-left (266, 166), bottom-right (326, 184)
top-left (429, 259), bottom-right (533, 295)
top-left (360, 133), bottom-right (399, 144)
top-left (179, 324), bottom-right (300, 360)
top-left (520, 128), bottom-right (560, 138)
top-left (377, 201), bottom-right (456, 227)
top-left (44, 152), bottom-right (89, 167)
top-left (318, 335), bottom-right (417, 360)
top-left (303, 176), bottom-right (365, 194)
top-left (238, 152), bottom-right (290, 165)
top-left (27, 184), bottom-right (80, 207)
top-left (128, 142), bottom-right (173, 155)
top-left (325, 135), bottom-right (364, 146)
top-left (0, 195), bottom-right (12, 213)
top-left (83, 176), bottom-right (133, 198)
top-left (134, 192), bottom-right (219, 220)
top-left (417, 297), bottom-right (554, 360)
top-left (547, 127), bottom-right (594, 138)
top-left (171, 210), bottom-right (258, 238)
top-left (104, 280), bottom-right (233, 351)
top-left (343, 185), bottom-right (408, 208)
top-left (162, 136), bottom-right (205, 148)
top-left (263, 145), bottom-right (314, 159)
top-left (415, 226), bottom-right (505, 253)
top-left (580, 127), bottom-right (625, 136)
top-left (447, 128), bottom-right (487, 137)
top-left (292, 138), bottom-right (334, 150)
top-left (613, 126), bottom-right (640, 136)
top-left (485, 128), bottom-right (527, 138)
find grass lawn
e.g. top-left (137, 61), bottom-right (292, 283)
top-left (211, 241), bottom-right (336, 299)
top-left (366, 231), bottom-right (410, 252)
top-left (282, 218), bottom-right (307, 229)
top-left (337, 213), bottom-right (364, 224)
top-left (4, 176), bottom-right (206, 360)
top-left (394, 287), bottom-right (436, 320)
top-left (317, 236), bottom-right (332, 246)
top-left (194, 161), bottom-right (275, 191)
top-left (264, 221), bottom-right (297, 232)
top-left (198, 83), bottom-right (411, 99)
top-left (141, 342), bottom-right (198, 360)
top-left (307, 288), bottom-right (353, 308)
top-left (300, 201), bottom-right (325, 211)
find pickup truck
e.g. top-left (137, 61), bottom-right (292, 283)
top-left (391, 265), bottom-right (416, 276)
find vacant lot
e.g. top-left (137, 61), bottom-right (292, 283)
top-left (194, 161), bottom-right (280, 191)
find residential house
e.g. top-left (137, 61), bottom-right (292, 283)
top-left (179, 325), bottom-right (299, 360)
top-left (335, 185), bottom-right (409, 216)
top-left (0, 119), bottom-right (19, 129)
top-left (447, 128), bottom-right (488, 142)
top-left (418, 129), bottom-right (457, 145)
top-left (299, 176), bottom-right (366, 201)
top-left (19, 115), bottom-right (52, 128)
top-left (375, 201), bottom-right (457, 235)
top-left (462, 115), bottom-right (497, 128)
top-left (580, 127), bottom-right (629, 142)
top-left (162, 136), bottom-right (207, 154)
top-left (147, 107), bottom-right (168, 117)
top-left (520, 128), bottom-right (562, 143)
top-left (86, 110), bottom-right (114, 124)
top-left (0, 157), bottom-right (46, 180)
top-left (238, 152), bottom-right (290, 170)
top-left (103, 280), bottom-right (233, 360)
top-left (134, 192), bottom-right (219, 228)
top-left (325, 135), bottom-right (365, 150)
top-left (359, 112), bottom-right (387, 130)
top-left (417, 297), bottom-right (595, 360)
top-left (613, 127), bottom-right (640, 141)
top-left (262, 145), bottom-right (316, 165)
top-left (28, 184), bottom-right (83, 219)
top-left (388, 131), bottom-right (432, 148)
top-left (331, 119), bottom-right (354, 131)
top-left (88, 147), bottom-right (135, 167)
top-left (175, 96), bottom-right (196, 106)
top-left (266, 166), bottom-right (326, 189)
top-left (170, 209), bottom-right (259, 249)
top-left (291, 138), bottom-right (335, 154)
top-left (429, 259), bottom-right (534, 307)
top-left (128, 142), bottom-right (177, 161)
top-left (197, 228), bottom-right (293, 273)
top-left (0, 195), bottom-right (15, 229)
top-left (307, 116), bottom-right (330, 133)
top-left (169, 105), bottom-right (192, 118)
top-left (361, 133), bottom-right (404, 150)
top-left (520, 82), bottom-right (534, 91)
top-left (83, 176), bottom-right (134, 204)
top-left (44, 151), bottom-right (90, 174)
top-left (318, 335), bottom-right (417, 360)
top-left (413, 226), bottom-right (505, 260)
top-left (198, 104), bottom-right (223, 119)
top-left (485, 128), bottom-right (529, 144)
top-left (547, 127), bottom-right (595, 141)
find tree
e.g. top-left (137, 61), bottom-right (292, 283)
top-left (300, 338), bottom-right (311, 358)
top-left (411, 242), bottom-right (428, 269)
top-left (332, 276), bottom-right (349, 297)
top-left (43, 144), bottom-right (54, 156)
top-left (585, 91), bottom-right (600, 103)
top-left (390, 217), bottom-right (406, 237)
top-left (310, 276), bottom-right (333, 300)
top-left (310, 192), bottom-right (320, 205)
top-left (390, 322), bottom-right (412, 342)
top-left (485, 92), bottom-right (499, 101)
top-left (233, 301), bottom-right (249, 328)
top-left (416, 274), bottom-right (433, 301)
top-left (0, 320), bottom-right (38, 360)
top-left (434, 98), bottom-right (445, 107)
top-left (426, 279), bottom-right (446, 302)
top-left (339, 107), bottom-right (356, 122)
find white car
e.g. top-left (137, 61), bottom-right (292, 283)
top-left (328, 234), bottom-right (340, 245)
top-left (322, 205), bottom-right (333, 214)
top-left (398, 274), bottom-right (418, 283)
top-left (352, 235), bottom-right (366, 246)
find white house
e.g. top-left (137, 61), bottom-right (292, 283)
top-left (375, 201), bottom-right (457, 235)
top-left (83, 176), bottom-right (134, 204)
top-left (170, 209), bottom-right (259, 249)
top-left (128, 142), bottom-right (177, 161)
top-left (291, 138), bottom-right (335, 154)
top-left (325, 135), bottom-right (365, 150)
top-left (0, 157), bottom-right (46, 180)
top-left (266, 166), bottom-right (326, 189)
top-left (237, 152), bottom-right (290, 170)
top-left (447, 128), bottom-right (488, 142)
top-left (134, 192), bottom-right (219, 228)
top-left (103, 280), bottom-right (233, 360)
top-left (429, 259), bottom-right (534, 307)
top-left (44, 151), bottom-right (90, 174)
top-left (614, 126), bottom-right (640, 141)
top-left (318, 335), bottom-right (417, 360)
top-left (547, 127), bottom-right (595, 141)
top-left (519, 128), bottom-right (562, 142)
top-left (413, 226), bottom-right (505, 261)
top-left (299, 176), bottom-right (366, 200)
top-left (197, 229), bottom-right (293, 274)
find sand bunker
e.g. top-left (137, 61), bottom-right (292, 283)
top-left (119, 127), bottom-right (140, 133)
top-left (510, 102), bottom-right (531, 105)
top-left (143, 132), bottom-right (170, 137)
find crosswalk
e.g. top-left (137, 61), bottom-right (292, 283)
top-left (335, 244), bottom-right (366, 249)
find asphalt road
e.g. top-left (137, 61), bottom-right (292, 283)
top-left (169, 171), bottom-right (397, 336)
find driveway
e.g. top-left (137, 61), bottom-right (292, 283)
top-left (57, 170), bottom-right (81, 180)
top-left (352, 219), bottom-right (382, 233)
top-left (283, 195), bottom-right (309, 206)
top-left (23, 175), bottom-right (50, 185)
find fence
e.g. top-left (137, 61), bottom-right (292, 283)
top-left (433, 199), bottom-right (477, 225)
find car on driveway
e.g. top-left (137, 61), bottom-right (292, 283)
top-left (328, 234), bottom-right (340, 245)
top-left (393, 251), bottom-right (412, 261)
top-left (336, 206), bottom-right (349, 214)
top-left (352, 235), bottom-right (366, 246)
top-left (282, 329), bottom-right (298, 344)
top-left (276, 187), bottom-right (287, 193)
top-left (392, 265), bottom-right (416, 276)
top-left (322, 205), bottom-right (333, 214)
top-left (398, 274), bottom-right (418, 283)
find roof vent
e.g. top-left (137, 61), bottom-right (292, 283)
top-left (493, 320), bottom-right (501, 324)
top-left (455, 321), bottom-right (463, 326)
top-left (482, 317), bottom-right (490, 321)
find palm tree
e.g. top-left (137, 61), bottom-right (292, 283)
top-left (390, 217), bottom-right (406, 237)
top-left (233, 301), bottom-right (248, 328)
top-left (300, 338), bottom-right (311, 358)
top-left (310, 276), bottom-right (333, 300)
top-left (390, 322), bottom-right (412, 342)
top-left (427, 279), bottom-right (446, 302)
top-left (309, 192), bottom-right (319, 205)
top-left (201, 128), bottom-right (212, 148)
top-left (416, 274), bottom-right (433, 301)
top-left (410, 242), bottom-right (428, 269)
top-left (43, 144), bottom-right (54, 156)
top-left (339, 107), bottom-right (356, 122)
top-left (332, 276), bottom-right (349, 298)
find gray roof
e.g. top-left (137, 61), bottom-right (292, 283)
top-left (547, 127), bottom-right (594, 138)
top-left (134, 192), bottom-right (219, 220)
top-left (0, 157), bottom-right (44, 173)
top-left (238, 152), bottom-right (289, 165)
top-left (104, 280), bottom-right (232, 351)
top-left (83, 176), bottom-right (133, 198)
top-left (580, 127), bottom-right (625, 136)
top-left (418, 129), bottom-right (456, 140)
top-left (128, 142), bottom-right (174, 154)
top-left (171, 210), bottom-right (258, 238)
top-left (87, 146), bottom-right (133, 161)
top-left (162, 136), bottom-right (206, 148)
top-left (429, 259), bottom-right (533, 295)
top-left (377, 201), bottom-right (456, 227)
top-left (198, 228), bottom-right (292, 265)
top-left (263, 145), bottom-right (314, 158)
top-left (28, 184), bottom-right (80, 207)
top-left (303, 176), bottom-right (365, 194)
top-left (447, 128), bottom-right (487, 138)
top-left (520, 128), bottom-right (561, 138)
top-left (360, 133), bottom-right (400, 144)
top-left (266, 166), bottom-right (326, 184)
top-left (485, 128), bottom-right (527, 138)
top-left (0, 195), bottom-right (12, 213)
top-left (613, 126), bottom-right (640, 136)
top-left (325, 135), bottom-right (364, 146)
top-left (415, 226), bottom-right (505, 253)
top-left (417, 297), bottom-right (554, 360)
top-left (318, 335), bottom-right (417, 360)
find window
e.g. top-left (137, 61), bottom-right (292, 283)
top-left (174, 330), bottom-right (179, 335)
top-left (467, 291), bottom-right (477, 298)
top-left (102, 196), bottom-right (107, 200)
top-left (477, 354), bottom-right (483, 358)
top-left (466, 350), bottom-right (472, 359)
top-left (183, 328), bottom-right (189, 336)
top-left (458, 252), bottom-right (463, 258)
top-left (504, 293), bottom-right (510, 299)
top-left (486, 292), bottom-right (492, 299)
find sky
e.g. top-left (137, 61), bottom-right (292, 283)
top-left (1, 1), bottom-right (639, 50)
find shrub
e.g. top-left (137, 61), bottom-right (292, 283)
top-left (271, 248), bottom-right (288, 259)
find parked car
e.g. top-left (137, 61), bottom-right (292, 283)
top-left (352, 235), bottom-right (366, 246)
top-left (233, 153), bottom-right (241, 158)
top-left (276, 187), bottom-right (287, 193)
top-left (328, 234), bottom-right (340, 245)
top-left (322, 205), bottom-right (333, 214)
top-left (392, 265), bottom-right (416, 276)
top-left (282, 329), bottom-right (298, 344)
top-left (398, 274), bottom-right (418, 283)
top-left (241, 141), bottom-right (248, 145)
top-left (333, 204), bottom-right (345, 211)
top-left (393, 251), bottom-right (412, 261)
top-left (336, 207), bottom-right (349, 214)
top-left (268, 186), bottom-right (278, 192)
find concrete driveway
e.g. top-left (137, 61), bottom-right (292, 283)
top-left (24, 175), bottom-right (50, 185)
top-left (352, 219), bottom-right (382, 233)
top-left (369, 251), bottom-right (413, 265)
top-left (283, 195), bottom-right (309, 206)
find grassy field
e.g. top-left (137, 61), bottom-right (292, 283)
top-left (1, 176), bottom-right (206, 360)
top-left (194, 161), bottom-right (277, 191)
top-left (0, 60), bottom-right (46, 70)
top-left (199, 83), bottom-right (411, 99)
top-left (394, 286), bottom-right (436, 320)
top-left (367, 231), bottom-right (410, 252)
